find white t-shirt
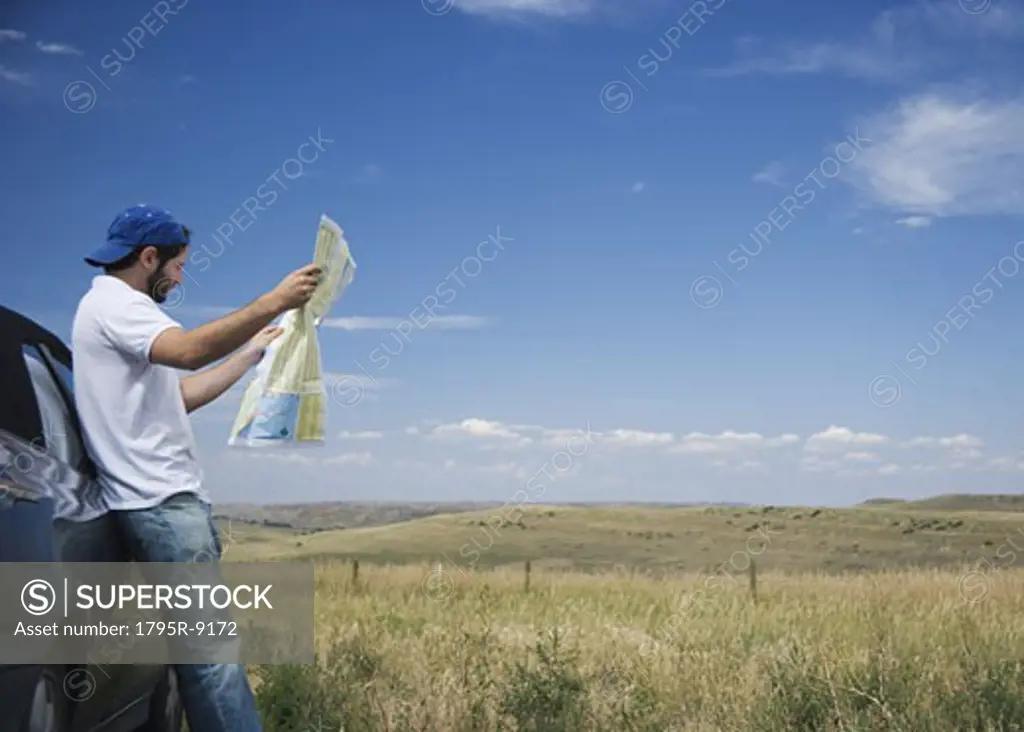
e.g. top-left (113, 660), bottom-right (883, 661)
top-left (71, 275), bottom-right (208, 510)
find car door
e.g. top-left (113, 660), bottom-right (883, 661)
top-left (0, 307), bottom-right (165, 729)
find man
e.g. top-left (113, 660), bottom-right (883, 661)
top-left (70, 204), bottom-right (320, 731)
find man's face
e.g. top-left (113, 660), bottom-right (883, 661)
top-left (145, 246), bottom-right (189, 303)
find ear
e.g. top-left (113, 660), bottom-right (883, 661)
top-left (137, 246), bottom-right (161, 270)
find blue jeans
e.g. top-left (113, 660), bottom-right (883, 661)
top-left (115, 492), bottom-right (262, 732)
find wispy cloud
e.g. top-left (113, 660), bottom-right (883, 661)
top-left (35, 40), bottom-right (82, 55)
top-left (0, 29), bottom-right (26, 43)
top-left (704, 1), bottom-right (1024, 82)
top-left (841, 91), bottom-right (1024, 218)
top-left (631, 181), bottom-right (645, 194)
top-left (706, 36), bottom-right (912, 82)
top-left (320, 315), bottom-right (489, 330)
top-left (337, 430), bottom-right (384, 439)
top-left (0, 66), bottom-right (34, 86)
top-left (243, 450), bottom-right (374, 466)
top-left (844, 451), bottom-right (881, 463)
top-left (353, 163), bottom-right (383, 185)
top-left (324, 451), bottom-right (374, 466)
top-left (895, 215), bottom-right (932, 228)
top-left (452, 0), bottom-right (601, 19)
top-left (752, 161), bottom-right (785, 187)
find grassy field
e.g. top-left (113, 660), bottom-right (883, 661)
top-left (217, 499), bottom-right (1024, 731)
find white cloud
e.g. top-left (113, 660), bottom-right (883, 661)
top-left (429, 423), bottom-right (799, 455)
top-left (323, 451), bottom-right (374, 466)
top-left (796, 430), bottom-right (995, 473)
top-left (631, 181), bottom-right (645, 193)
top-left (902, 434), bottom-right (984, 450)
top-left (669, 431), bottom-right (799, 454)
top-left (337, 430), bottom-right (384, 440)
top-left (844, 451), bottom-right (881, 463)
top-left (0, 29), bottom-right (26, 43)
top-left (0, 66), bottom-right (33, 86)
top-left (431, 418), bottom-right (529, 443)
top-left (320, 315), bottom-right (489, 330)
top-left (843, 92), bottom-right (1024, 218)
top-left (204, 412), bottom-right (1024, 501)
top-left (895, 215), bottom-right (932, 228)
top-left (805, 426), bottom-right (888, 451)
top-left (902, 434), bottom-right (985, 463)
top-left (752, 162), bottom-right (785, 187)
top-left (35, 40), bottom-right (81, 55)
top-left (403, 418), bottom-right (1018, 479)
top-left (603, 428), bottom-right (672, 446)
top-left (426, 419), bottom-right (606, 451)
top-left (531, 425), bottom-right (593, 448)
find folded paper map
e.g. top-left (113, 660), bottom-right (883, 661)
top-left (227, 214), bottom-right (356, 447)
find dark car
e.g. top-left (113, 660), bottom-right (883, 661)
top-left (0, 305), bottom-right (183, 732)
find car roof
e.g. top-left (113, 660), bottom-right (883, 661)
top-left (0, 305), bottom-right (73, 446)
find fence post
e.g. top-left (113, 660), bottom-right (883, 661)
top-left (749, 558), bottom-right (757, 605)
top-left (352, 558), bottom-right (360, 589)
top-left (525, 560), bottom-right (531, 594)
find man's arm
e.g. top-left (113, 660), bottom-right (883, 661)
top-left (179, 352), bottom-right (255, 413)
top-left (150, 264), bottom-right (319, 371)
top-left (179, 324), bottom-right (283, 412)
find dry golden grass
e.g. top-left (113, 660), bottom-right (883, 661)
top-left (250, 560), bottom-right (1024, 731)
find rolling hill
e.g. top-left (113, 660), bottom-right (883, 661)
top-left (216, 498), bottom-right (1024, 575)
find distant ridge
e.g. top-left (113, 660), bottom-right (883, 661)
top-left (859, 494), bottom-right (1024, 512)
top-left (212, 500), bottom-right (753, 532)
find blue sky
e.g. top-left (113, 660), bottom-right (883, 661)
top-left (3, 0), bottom-right (1024, 506)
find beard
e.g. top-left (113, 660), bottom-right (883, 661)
top-left (147, 266), bottom-right (176, 303)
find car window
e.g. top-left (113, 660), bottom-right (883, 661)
top-left (21, 344), bottom-right (84, 470)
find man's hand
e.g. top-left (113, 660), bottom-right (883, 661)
top-left (266, 264), bottom-right (321, 313)
top-left (239, 325), bottom-right (284, 367)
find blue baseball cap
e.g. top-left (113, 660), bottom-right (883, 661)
top-left (84, 204), bottom-right (191, 267)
